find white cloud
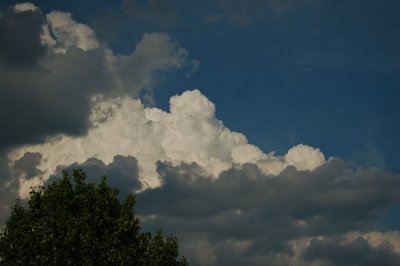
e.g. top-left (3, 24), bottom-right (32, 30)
top-left (285, 144), bottom-right (325, 171)
top-left (9, 90), bottom-right (326, 198)
top-left (14, 2), bottom-right (38, 13)
top-left (44, 11), bottom-right (99, 53)
top-left (107, 33), bottom-right (189, 97)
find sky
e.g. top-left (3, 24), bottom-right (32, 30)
top-left (0, 1), bottom-right (400, 265)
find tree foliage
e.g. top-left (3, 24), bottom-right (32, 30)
top-left (0, 169), bottom-right (188, 265)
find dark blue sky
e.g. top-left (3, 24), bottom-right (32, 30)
top-left (2, 0), bottom-right (399, 172)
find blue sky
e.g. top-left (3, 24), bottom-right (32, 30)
top-left (1, 1), bottom-right (400, 265)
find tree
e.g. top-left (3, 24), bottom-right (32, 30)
top-left (0, 169), bottom-right (188, 265)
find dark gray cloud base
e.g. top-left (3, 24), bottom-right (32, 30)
top-left (302, 236), bottom-right (400, 266)
top-left (0, 6), bottom-right (45, 68)
top-left (50, 156), bottom-right (142, 199)
top-left (136, 159), bottom-right (400, 265)
top-left (0, 7), bottom-right (110, 150)
top-left (6, 151), bottom-right (399, 265)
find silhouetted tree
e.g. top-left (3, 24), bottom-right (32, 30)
top-left (0, 169), bottom-right (188, 265)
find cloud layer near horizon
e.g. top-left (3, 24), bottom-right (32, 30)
top-left (1, 3), bottom-right (400, 266)
top-left (136, 159), bottom-right (400, 265)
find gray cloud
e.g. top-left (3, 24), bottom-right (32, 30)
top-left (0, 154), bottom-right (17, 225)
top-left (0, 6), bottom-right (112, 150)
top-left (0, 47), bottom-right (113, 149)
top-left (0, 7), bottom-right (46, 68)
top-left (302, 236), bottom-right (400, 266)
top-left (0, 5), bottom-right (190, 152)
top-left (50, 155), bottom-right (141, 199)
top-left (12, 152), bottom-right (43, 179)
top-left (136, 159), bottom-right (400, 265)
top-left (3, 138), bottom-right (400, 265)
top-left (0, 151), bottom-right (43, 224)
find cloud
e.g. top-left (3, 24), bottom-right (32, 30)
top-left (12, 152), bottom-right (43, 180)
top-left (0, 154), bottom-right (17, 226)
top-left (7, 86), bottom-right (398, 265)
top-left (285, 144), bottom-right (325, 171)
top-left (139, 159), bottom-right (400, 229)
top-left (302, 235), bottom-right (400, 266)
top-left (44, 11), bottom-right (99, 53)
top-left (8, 90), bottom-right (326, 198)
top-left (109, 32), bottom-right (189, 98)
top-left (135, 159), bottom-right (400, 265)
top-left (13, 2), bottom-right (38, 13)
top-left (0, 3), bottom-right (190, 151)
top-left (0, 2), bottom-right (192, 223)
top-left (0, 4), bottom-right (46, 68)
top-left (48, 155), bottom-right (142, 199)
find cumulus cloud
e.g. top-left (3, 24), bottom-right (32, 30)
top-left (135, 159), bottom-right (400, 265)
top-left (13, 2), bottom-right (38, 13)
top-left (0, 2), bottom-right (192, 223)
top-left (285, 144), bottom-right (325, 171)
top-left (9, 90), bottom-right (326, 197)
top-left (44, 11), bottom-right (99, 53)
top-left (48, 155), bottom-right (142, 199)
top-left (0, 3), bottom-right (190, 152)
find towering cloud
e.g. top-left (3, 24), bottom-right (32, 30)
top-left (9, 90), bottom-right (327, 197)
top-left (0, 2), bottom-right (192, 224)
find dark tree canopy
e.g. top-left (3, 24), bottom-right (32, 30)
top-left (0, 169), bottom-right (188, 265)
